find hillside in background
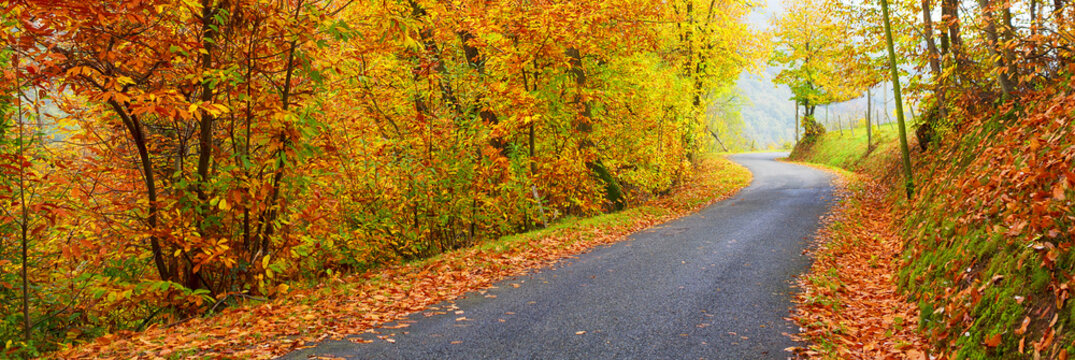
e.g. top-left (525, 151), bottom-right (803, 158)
top-left (734, 68), bottom-right (794, 148)
top-left (735, 67), bottom-right (912, 149)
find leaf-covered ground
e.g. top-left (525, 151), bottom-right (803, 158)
top-left (53, 155), bottom-right (750, 359)
top-left (896, 92), bottom-right (1075, 359)
top-left (785, 163), bottom-right (929, 359)
top-left (788, 89), bottom-right (1075, 359)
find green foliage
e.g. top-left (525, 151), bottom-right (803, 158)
top-left (768, 0), bottom-right (866, 108)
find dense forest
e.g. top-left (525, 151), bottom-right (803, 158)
top-left (4, 0), bottom-right (1074, 355)
top-left (0, 0), bottom-right (760, 355)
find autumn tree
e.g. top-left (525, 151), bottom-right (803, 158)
top-left (769, 0), bottom-right (856, 140)
top-left (671, 0), bottom-right (757, 154)
top-left (1, 8), bottom-right (68, 354)
top-left (1, 0), bottom-right (758, 353)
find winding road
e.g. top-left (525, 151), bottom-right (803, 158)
top-left (282, 153), bottom-right (835, 360)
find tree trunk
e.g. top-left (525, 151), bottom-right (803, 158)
top-left (883, 82), bottom-right (889, 124)
top-left (881, 0), bottom-right (916, 198)
top-left (196, 0), bottom-right (217, 202)
top-left (941, 0), bottom-right (963, 77)
top-left (567, 48), bottom-right (623, 210)
top-left (108, 100), bottom-right (173, 283)
top-left (794, 101), bottom-right (799, 143)
top-left (978, 0), bottom-right (1016, 96)
top-left (1001, 5), bottom-right (1019, 86)
top-left (459, 31), bottom-right (507, 157)
top-left (1031, 0), bottom-right (1039, 36)
top-left (257, 0), bottom-right (306, 288)
top-left (922, 0), bottom-right (948, 120)
top-left (707, 128), bottom-right (729, 152)
top-left (522, 69), bottom-right (536, 175)
top-left (410, 1), bottom-right (461, 115)
top-left (14, 53), bottom-right (31, 342)
top-left (867, 87), bottom-right (872, 149)
top-left (192, 0), bottom-right (218, 292)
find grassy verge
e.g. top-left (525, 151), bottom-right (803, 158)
top-left (789, 122), bottom-right (902, 174)
top-left (54, 154), bottom-right (751, 359)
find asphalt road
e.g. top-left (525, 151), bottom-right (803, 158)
top-left (282, 152), bottom-right (835, 360)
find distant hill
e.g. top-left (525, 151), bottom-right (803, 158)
top-left (735, 67), bottom-right (795, 148)
top-left (734, 66), bottom-right (911, 149)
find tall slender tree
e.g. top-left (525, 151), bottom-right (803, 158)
top-left (880, 0), bottom-right (914, 197)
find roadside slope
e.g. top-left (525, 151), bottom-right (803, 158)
top-left (790, 91), bottom-right (1075, 359)
top-left (896, 94), bottom-right (1075, 359)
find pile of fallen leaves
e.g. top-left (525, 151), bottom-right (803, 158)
top-left (787, 170), bottom-right (929, 359)
top-left (53, 156), bottom-right (750, 359)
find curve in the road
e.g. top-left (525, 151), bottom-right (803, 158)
top-left (282, 152), bottom-right (835, 360)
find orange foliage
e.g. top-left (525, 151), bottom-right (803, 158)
top-left (789, 172), bottom-right (929, 359)
top-left (900, 89), bottom-right (1075, 358)
top-left (1, 0), bottom-right (757, 354)
top-left (56, 156), bottom-right (749, 359)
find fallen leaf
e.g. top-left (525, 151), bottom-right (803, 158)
top-left (984, 333), bottom-right (1002, 347)
top-left (905, 349), bottom-right (926, 360)
top-left (1016, 316), bottom-right (1030, 335)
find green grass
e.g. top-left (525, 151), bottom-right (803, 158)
top-left (789, 122), bottom-right (902, 173)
